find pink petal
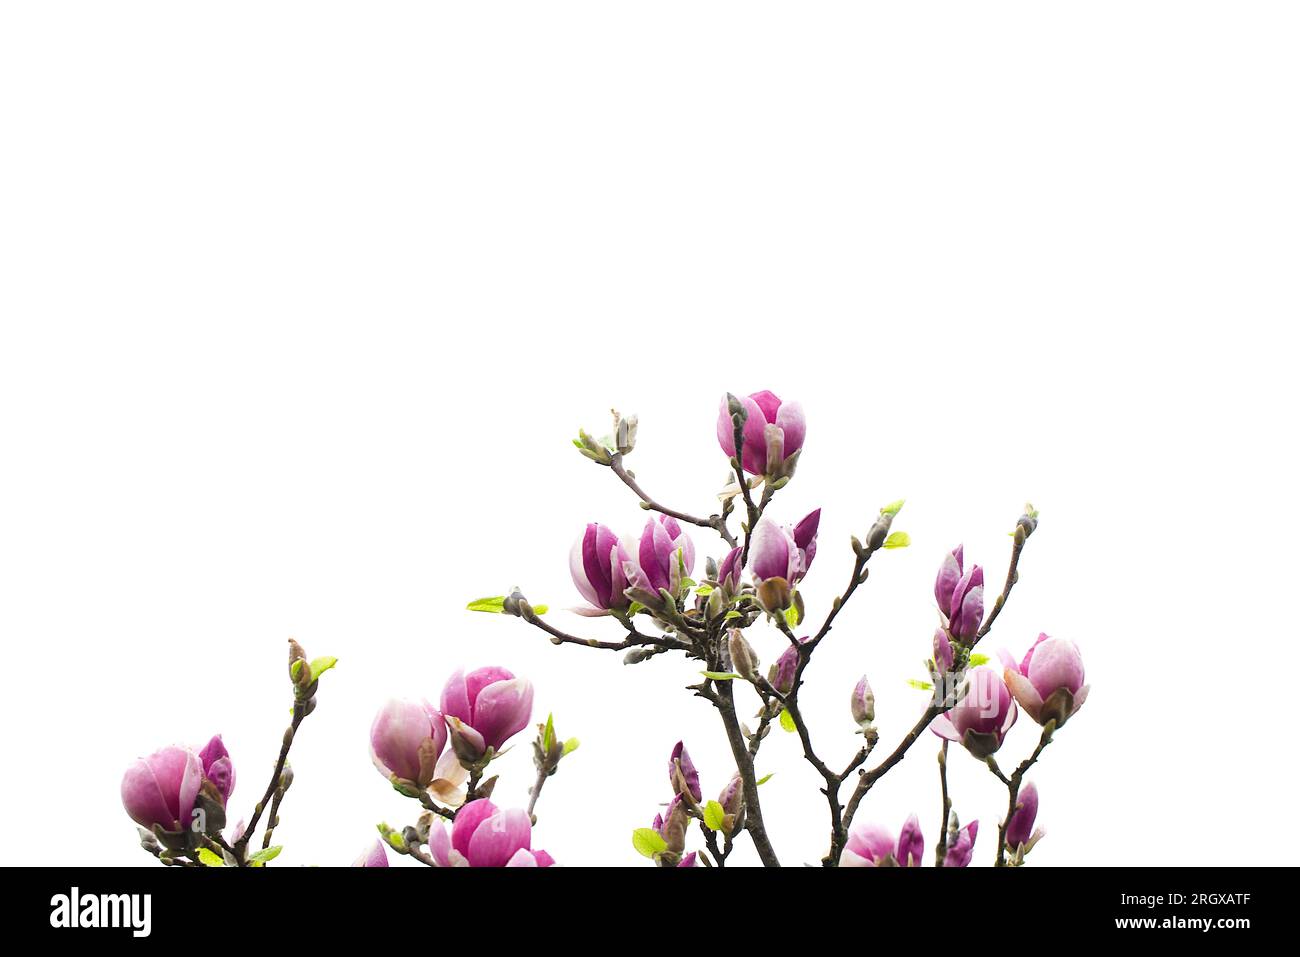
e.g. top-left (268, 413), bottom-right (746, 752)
top-left (450, 798), bottom-right (497, 859)
top-left (466, 808), bottom-right (531, 867)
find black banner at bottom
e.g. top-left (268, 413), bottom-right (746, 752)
top-left (6, 865), bottom-right (1282, 940)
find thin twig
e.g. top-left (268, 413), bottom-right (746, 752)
top-left (988, 722), bottom-right (1054, 866)
top-left (610, 453), bottom-right (737, 548)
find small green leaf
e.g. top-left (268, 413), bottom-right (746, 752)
top-left (907, 679), bottom-right (934, 691)
top-left (880, 498), bottom-right (906, 517)
top-left (562, 737), bottom-right (580, 756)
top-left (542, 713), bottom-right (555, 752)
top-left (197, 847), bottom-right (225, 867)
top-left (531, 604), bottom-right (549, 615)
top-left (679, 578), bottom-right (697, 590)
top-left (248, 845), bottom-right (282, 864)
top-left (309, 656), bottom-right (337, 682)
top-left (632, 827), bottom-right (668, 858)
top-left (701, 671), bottom-right (740, 681)
top-left (694, 582), bottom-right (714, 596)
top-left (883, 531), bottom-right (911, 549)
top-left (783, 604), bottom-right (799, 628)
top-left (779, 709), bottom-right (797, 733)
top-left (969, 653), bottom-right (991, 667)
top-left (756, 773), bottom-right (775, 786)
top-left (724, 610), bottom-right (742, 620)
top-left (467, 596), bottom-right (506, 613)
top-left (627, 601), bottom-right (647, 617)
top-left (702, 800), bottom-right (726, 831)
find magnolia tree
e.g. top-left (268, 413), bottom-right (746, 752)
top-left (121, 391), bottom-right (1088, 868)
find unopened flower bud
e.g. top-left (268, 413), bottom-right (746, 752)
top-left (851, 675), bottom-right (876, 728)
top-left (288, 639), bottom-right (311, 689)
top-left (755, 576), bottom-right (792, 614)
top-left (446, 716), bottom-right (488, 766)
top-left (612, 410), bottom-right (638, 456)
top-left (668, 741), bottom-right (702, 802)
top-left (718, 774), bottom-right (744, 820)
top-left (727, 629), bottom-right (759, 681)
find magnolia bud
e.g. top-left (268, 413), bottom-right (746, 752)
top-left (851, 675), bottom-right (875, 728)
top-left (755, 577), bottom-right (792, 614)
top-left (612, 410), bottom-right (638, 455)
top-left (727, 629), bottom-right (759, 681)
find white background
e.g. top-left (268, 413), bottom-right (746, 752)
top-left (1, 2), bottom-right (1295, 867)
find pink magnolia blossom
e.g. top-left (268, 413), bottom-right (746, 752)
top-left (930, 666), bottom-right (1018, 757)
top-left (426, 798), bottom-right (554, 867)
top-left (569, 523), bottom-right (632, 614)
top-left (625, 515), bottom-right (695, 597)
top-left (1000, 633), bottom-right (1089, 727)
top-left (440, 667), bottom-right (534, 757)
top-left (121, 745), bottom-right (204, 834)
top-left (716, 390), bottom-right (806, 476)
top-left (370, 698), bottom-right (447, 786)
top-left (934, 545), bottom-right (984, 643)
top-left (841, 813), bottom-right (925, 867)
top-left (943, 820), bottom-right (979, 867)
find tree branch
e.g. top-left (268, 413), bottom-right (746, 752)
top-left (610, 453), bottom-right (737, 548)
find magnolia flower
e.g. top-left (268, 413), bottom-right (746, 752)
top-left (841, 813), bottom-right (925, 867)
top-left (352, 840), bottom-right (389, 867)
top-left (851, 676), bottom-right (876, 728)
top-left (933, 628), bottom-right (954, 673)
top-left (440, 667), bottom-right (534, 761)
top-left (370, 698), bottom-right (447, 787)
top-left (198, 734), bottom-right (235, 805)
top-left (668, 741), bottom-right (702, 802)
top-left (768, 637), bottom-right (807, 695)
top-left (716, 390), bottom-right (806, 476)
top-left (930, 666), bottom-right (1018, 757)
top-left (943, 821), bottom-right (979, 867)
top-left (1000, 633), bottom-right (1089, 727)
top-left (749, 510), bottom-right (821, 584)
top-left (121, 745), bottom-right (203, 834)
top-left (426, 799), bottom-right (554, 867)
top-left (934, 545), bottom-right (984, 643)
top-left (717, 546), bottom-right (744, 594)
top-left (1006, 781), bottom-right (1041, 851)
top-left (626, 515), bottom-right (695, 597)
top-left (569, 523), bottom-right (632, 614)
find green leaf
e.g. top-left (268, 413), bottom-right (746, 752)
top-left (197, 847), bottom-right (225, 867)
top-left (309, 656), bottom-right (337, 682)
top-left (467, 596), bottom-right (506, 613)
top-left (756, 773), bottom-right (775, 786)
top-left (779, 709), bottom-right (797, 733)
top-left (907, 679), bottom-right (934, 691)
top-left (248, 845), bottom-right (282, 864)
top-left (880, 498), bottom-right (906, 516)
top-left (632, 827), bottom-right (668, 859)
top-left (562, 737), bottom-right (580, 756)
top-left (531, 604), bottom-right (549, 615)
top-left (694, 582), bottom-right (714, 596)
top-left (701, 671), bottom-right (740, 681)
top-left (702, 800), bottom-right (726, 831)
top-left (724, 610), bottom-right (742, 620)
top-left (542, 713), bottom-right (555, 753)
top-left (783, 604), bottom-right (799, 628)
top-left (883, 531), bottom-right (911, 549)
top-left (679, 578), bottom-right (697, 590)
top-left (969, 653), bottom-right (991, 667)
